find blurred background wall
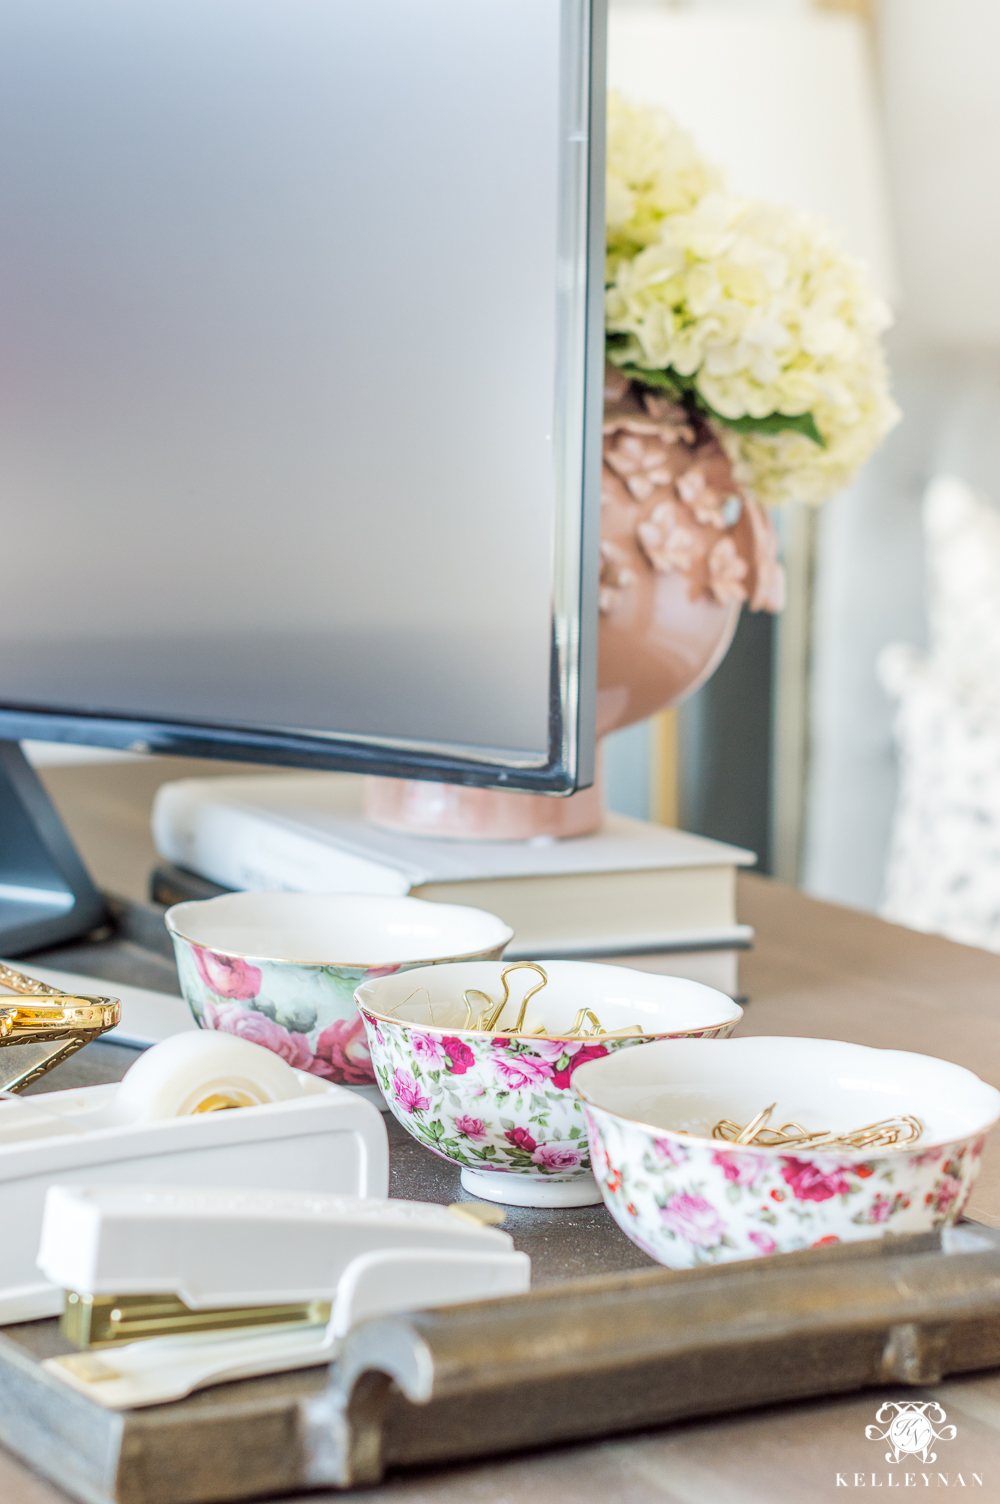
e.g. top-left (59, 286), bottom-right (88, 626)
top-left (606, 0), bottom-right (1000, 933)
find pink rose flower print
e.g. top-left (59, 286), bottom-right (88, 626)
top-left (442, 1037), bottom-right (475, 1075)
top-left (748, 1230), bottom-right (777, 1256)
top-left (490, 1050), bottom-right (553, 1092)
top-left (313, 1015), bottom-right (376, 1085)
top-left (531, 1143), bottom-right (582, 1173)
top-left (549, 1043), bottom-right (609, 1091)
top-left (528, 1038), bottom-right (579, 1062)
top-left (205, 1002), bottom-right (313, 1070)
top-left (660, 1192), bottom-right (727, 1249)
top-left (193, 947), bottom-right (262, 1001)
top-left (780, 1157), bottom-right (853, 1202)
top-left (411, 1032), bottom-right (444, 1066)
top-left (393, 1068), bottom-right (430, 1115)
top-left (504, 1126), bottom-right (538, 1154)
top-left (868, 1194), bottom-right (894, 1224)
top-left (652, 1136), bottom-right (689, 1167)
top-left (454, 1115), bottom-right (488, 1142)
top-left (927, 1173), bottom-right (963, 1218)
top-left (713, 1150), bottom-right (767, 1187)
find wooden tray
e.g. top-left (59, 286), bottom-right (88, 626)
top-left (3, 899), bottom-right (1000, 1504)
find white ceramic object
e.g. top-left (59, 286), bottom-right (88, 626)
top-left (37, 1183), bottom-right (529, 1409)
top-left (573, 1036), bottom-right (1000, 1268)
top-left (167, 892), bottom-right (513, 1103)
top-left (356, 961), bottom-right (742, 1208)
top-left (0, 1033), bottom-right (388, 1322)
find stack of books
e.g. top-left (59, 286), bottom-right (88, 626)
top-left (152, 774), bottom-right (755, 995)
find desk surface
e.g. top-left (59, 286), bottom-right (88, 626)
top-left (5, 758), bottom-right (1000, 1501)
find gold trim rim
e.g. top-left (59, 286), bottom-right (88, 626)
top-left (571, 1084), bottom-right (1000, 1158)
top-left (164, 918), bottom-right (513, 972)
top-left (356, 1001), bottom-right (738, 1045)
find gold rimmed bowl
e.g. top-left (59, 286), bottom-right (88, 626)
top-left (572, 1036), bottom-right (1000, 1267)
top-left (355, 960), bottom-right (742, 1207)
top-left (166, 892), bottom-right (512, 1098)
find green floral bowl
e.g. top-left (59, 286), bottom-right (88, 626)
top-left (167, 893), bottom-right (512, 1102)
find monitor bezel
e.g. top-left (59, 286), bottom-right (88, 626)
top-left (0, 0), bottom-right (605, 795)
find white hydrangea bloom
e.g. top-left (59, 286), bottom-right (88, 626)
top-left (605, 96), bottom-right (899, 506)
top-left (605, 93), bottom-right (723, 274)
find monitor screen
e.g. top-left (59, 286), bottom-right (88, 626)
top-left (0, 0), bottom-right (605, 791)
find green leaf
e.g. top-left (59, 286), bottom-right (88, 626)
top-left (715, 409), bottom-right (826, 447)
top-left (610, 357), bottom-right (826, 449)
top-left (614, 362), bottom-right (688, 401)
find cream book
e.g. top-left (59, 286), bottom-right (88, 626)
top-left (152, 774), bottom-right (756, 986)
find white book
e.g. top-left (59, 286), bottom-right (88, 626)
top-left (152, 774), bottom-right (756, 981)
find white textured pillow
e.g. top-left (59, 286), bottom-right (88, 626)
top-left (925, 474), bottom-right (1000, 685)
top-left (879, 644), bottom-right (1000, 951)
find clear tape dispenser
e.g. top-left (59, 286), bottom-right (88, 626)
top-left (0, 1031), bottom-right (389, 1322)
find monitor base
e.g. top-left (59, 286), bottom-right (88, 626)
top-left (363, 745), bottom-right (606, 842)
top-left (0, 743), bottom-right (107, 957)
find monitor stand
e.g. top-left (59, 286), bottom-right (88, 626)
top-left (0, 742), bottom-right (106, 957)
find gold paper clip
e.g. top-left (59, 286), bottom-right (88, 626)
top-left (711, 1104), bottom-right (924, 1152)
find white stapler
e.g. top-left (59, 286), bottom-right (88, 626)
top-left (0, 1031), bottom-right (388, 1322)
top-left (38, 1183), bottom-right (530, 1408)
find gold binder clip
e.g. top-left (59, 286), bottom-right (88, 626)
top-left (0, 964), bottom-right (121, 1093)
top-left (462, 962), bottom-right (549, 1033)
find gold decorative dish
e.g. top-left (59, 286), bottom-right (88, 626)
top-left (0, 964), bottom-right (120, 1092)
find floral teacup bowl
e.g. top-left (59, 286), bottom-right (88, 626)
top-left (572, 1036), bottom-right (1000, 1268)
top-left (355, 960), bottom-right (742, 1207)
top-left (166, 892), bottom-right (513, 1103)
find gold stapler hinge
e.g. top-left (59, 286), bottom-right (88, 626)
top-left (61, 1291), bottom-right (333, 1349)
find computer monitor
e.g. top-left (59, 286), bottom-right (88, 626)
top-left (0, 0), bottom-right (607, 951)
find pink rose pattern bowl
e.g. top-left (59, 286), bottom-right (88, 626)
top-left (580, 1100), bottom-right (990, 1269)
top-left (358, 1010), bottom-right (736, 1185)
top-left (172, 942), bottom-right (505, 1090)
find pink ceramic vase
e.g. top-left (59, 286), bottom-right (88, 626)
top-left (596, 369), bottom-right (784, 737)
top-left (365, 372), bottom-right (784, 840)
